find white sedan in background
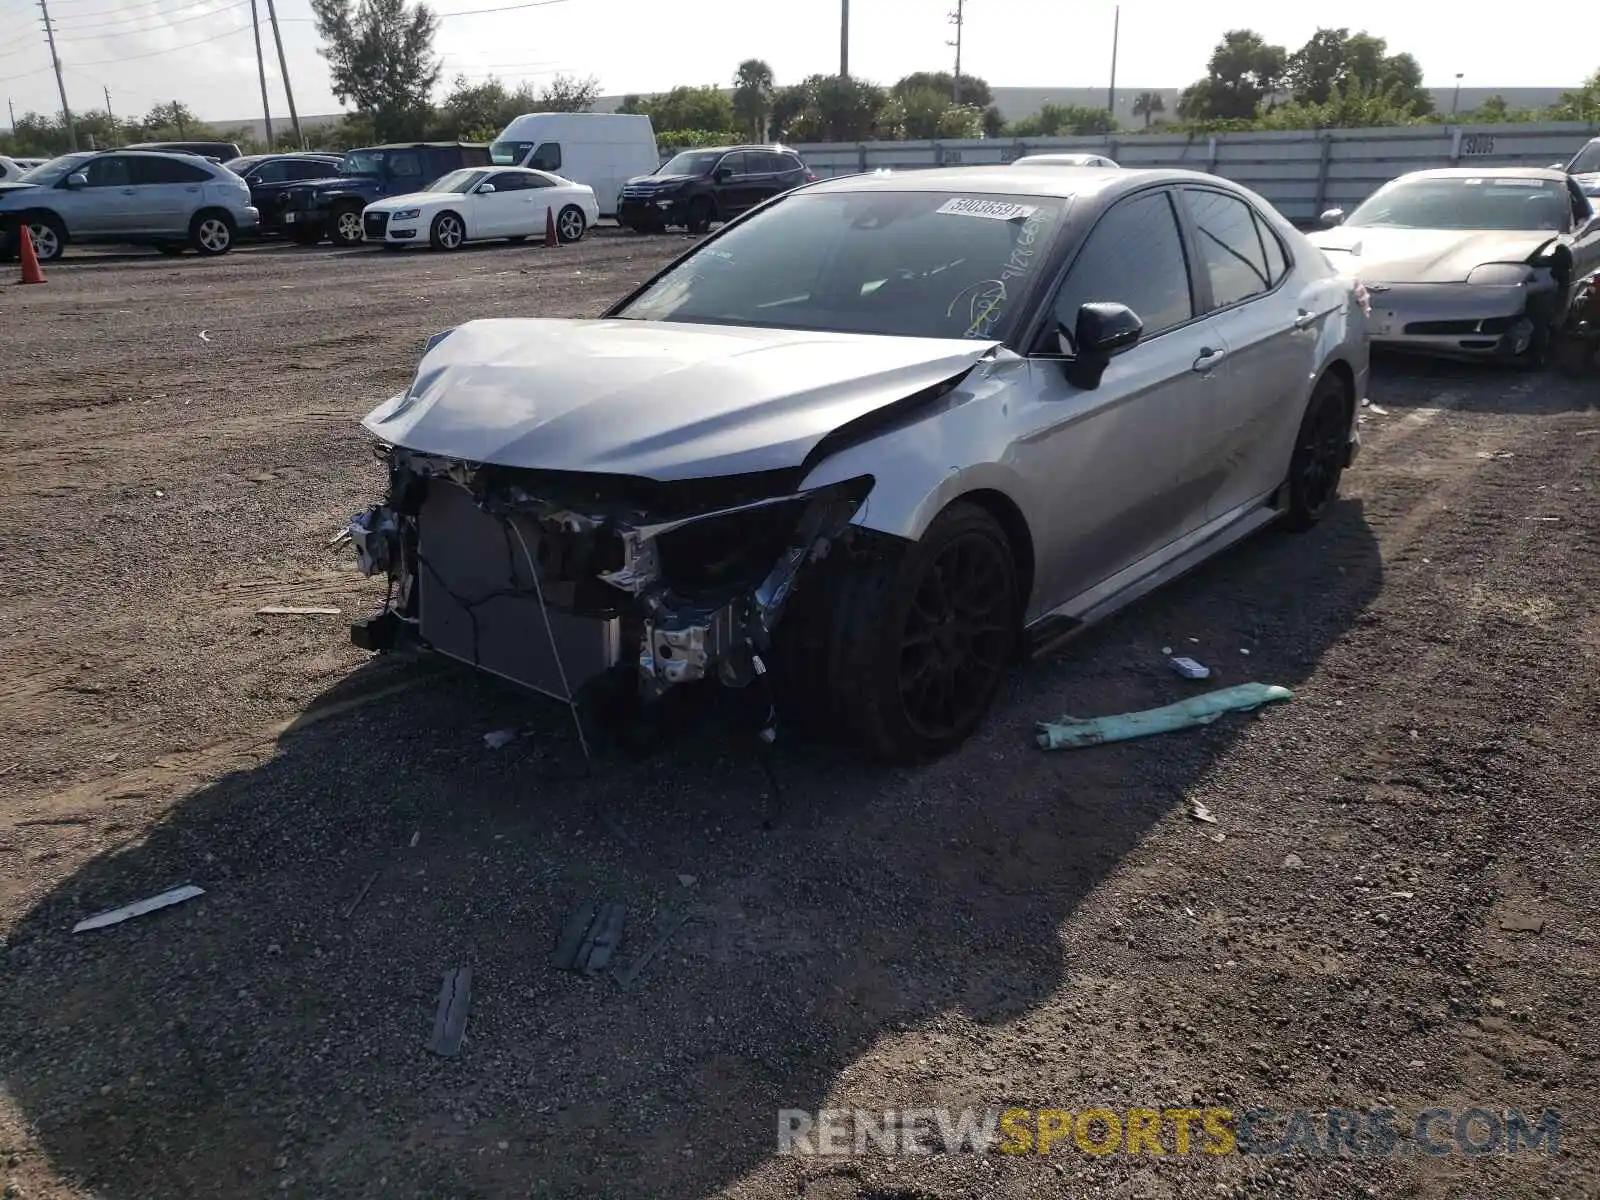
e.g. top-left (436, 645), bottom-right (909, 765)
top-left (361, 167), bottom-right (599, 251)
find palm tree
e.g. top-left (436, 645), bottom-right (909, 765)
top-left (1132, 91), bottom-right (1166, 128)
top-left (733, 59), bottom-right (776, 141)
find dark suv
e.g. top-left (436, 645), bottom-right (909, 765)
top-left (222, 152), bottom-right (345, 235)
top-left (618, 144), bottom-right (815, 234)
top-left (278, 142), bottom-right (491, 246)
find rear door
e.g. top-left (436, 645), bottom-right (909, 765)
top-left (127, 155), bottom-right (211, 235)
top-left (1020, 187), bottom-right (1227, 610)
top-left (380, 150), bottom-right (424, 198)
top-left (1175, 186), bottom-right (1321, 520)
top-left (714, 151), bottom-right (759, 214)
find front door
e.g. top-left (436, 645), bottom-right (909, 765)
top-left (59, 154), bottom-right (137, 236)
top-left (1018, 187), bottom-right (1223, 611)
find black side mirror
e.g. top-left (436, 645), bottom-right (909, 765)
top-left (1059, 302), bottom-right (1143, 389)
top-left (714, 167), bottom-right (732, 182)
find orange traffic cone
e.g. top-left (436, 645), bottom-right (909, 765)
top-left (543, 206), bottom-right (559, 247)
top-left (16, 221), bottom-right (45, 285)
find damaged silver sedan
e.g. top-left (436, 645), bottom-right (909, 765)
top-left (344, 166), bottom-right (1369, 761)
top-left (1311, 167), bottom-right (1600, 365)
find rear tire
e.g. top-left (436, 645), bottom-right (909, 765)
top-left (1282, 372), bottom-right (1351, 530)
top-left (556, 204), bottom-right (586, 243)
top-left (189, 210), bottom-right (235, 256)
top-left (784, 501), bottom-right (1019, 762)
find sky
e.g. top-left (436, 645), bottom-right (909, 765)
top-left (1, 0), bottom-right (1595, 127)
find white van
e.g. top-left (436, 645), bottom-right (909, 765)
top-left (490, 112), bottom-right (659, 218)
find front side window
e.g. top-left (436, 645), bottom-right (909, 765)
top-left (529, 142), bottom-right (561, 171)
top-left (83, 156), bottom-right (131, 187)
top-left (1568, 140), bottom-right (1600, 174)
top-left (616, 190), bottom-right (1067, 342)
top-left (429, 169), bottom-right (488, 194)
top-left (717, 152), bottom-right (750, 177)
top-left (490, 139), bottom-right (532, 166)
top-left (1182, 189), bottom-right (1272, 309)
top-left (1346, 177), bottom-right (1570, 232)
top-left (386, 152), bottom-right (422, 179)
top-left (1050, 190), bottom-right (1194, 345)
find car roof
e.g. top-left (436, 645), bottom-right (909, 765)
top-left (1393, 167), bottom-right (1570, 183)
top-left (679, 144), bottom-right (800, 155)
top-left (363, 141), bottom-right (490, 150)
top-left (803, 165), bottom-right (1227, 201)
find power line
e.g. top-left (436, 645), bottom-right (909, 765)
top-left (65, 20), bottom-right (253, 64)
top-left (434, 0), bottom-right (570, 18)
top-left (52, 1), bottom-right (250, 40)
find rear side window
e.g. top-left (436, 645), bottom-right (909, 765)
top-left (487, 172), bottom-right (528, 191)
top-left (1181, 189), bottom-right (1272, 309)
top-left (717, 152), bottom-right (750, 176)
top-left (288, 160), bottom-right (337, 181)
top-left (777, 153), bottom-right (805, 175)
top-left (529, 142), bottom-right (561, 171)
top-left (130, 157), bottom-right (211, 184)
top-left (387, 152), bottom-right (422, 179)
top-left (1051, 190), bottom-right (1195, 342)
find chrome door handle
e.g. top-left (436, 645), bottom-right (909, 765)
top-left (1192, 347), bottom-right (1227, 372)
top-left (1293, 310), bottom-right (1318, 329)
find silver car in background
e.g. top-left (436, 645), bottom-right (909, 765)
top-left (1013, 153), bottom-right (1120, 168)
top-left (1311, 167), bottom-right (1600, 365)
top-left (344, 166), bottom-right (1368, 761)
top-left (0, 149), bottom-right (258, 261)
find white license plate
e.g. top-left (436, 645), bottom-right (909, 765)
top-left (284, 213), bottom-right (296, 223)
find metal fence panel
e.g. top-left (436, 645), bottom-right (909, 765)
top-left (789, 122), bottom-right (1598, 221)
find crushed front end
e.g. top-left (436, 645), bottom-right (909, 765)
top-left (343, 445), bottom-right (872, 715)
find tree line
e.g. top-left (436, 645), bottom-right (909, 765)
top-left (3, 2), bottom-right (1597, 161)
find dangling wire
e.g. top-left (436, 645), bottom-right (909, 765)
top-left (506, 519), bottom-right (594, 770)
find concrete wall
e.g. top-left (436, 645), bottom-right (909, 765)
top-left (788, 122), bottom-right (1600, 222)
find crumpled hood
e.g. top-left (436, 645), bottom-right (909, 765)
top-left (367, 189), bottom-right (455, 211)
top-left (1308, 226), bottom-right (1554, 283)
top-left (363, 318), bottom-right (999, 480)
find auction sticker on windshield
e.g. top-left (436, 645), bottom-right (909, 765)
top-left (937, 197), bottom-right (1039, 221)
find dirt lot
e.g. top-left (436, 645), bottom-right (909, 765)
top-left (1, 237), bottom-right (1597, 1200)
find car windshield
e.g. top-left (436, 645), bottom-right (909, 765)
top-left (657, 151), bottom-right (720, 177)
top-left (341, 151), bottom-right (386, 176)
top-left (430, 169), bottom-right (488, 193)
top-left (614, 190), bottom-right (1068, 341)
top-left (1346, 177), bottom-right (1570, 232)
top-left (1569, 141), bottom-right (1600, 174)
top-left (17, 153), bottom-right (95, 185)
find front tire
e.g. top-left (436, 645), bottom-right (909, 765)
top-left (23, 213), bottom-right (66, 262)
top-left (429, 211), bottom-right (466, 251)
top-left (802, 502), bottom-right (1019, 762)
top-left (189, 210), bottom-right (235, 256)
top-left (556, 204), bottom-right (586, 243)
top-left (330, 205), bottom-right (365, 247)
top-left (1282, 371), bottom-right (1351, 530)
top-left (685, 197), bottom-right (714, 235)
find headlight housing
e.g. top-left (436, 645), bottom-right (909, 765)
top-left (1466, 263), bottom-right (1534, 286)
top-left (390, 208), bottom-right (421, 221)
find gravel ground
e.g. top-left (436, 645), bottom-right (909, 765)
top-left (1, 238), bottom-right (1597, 1200)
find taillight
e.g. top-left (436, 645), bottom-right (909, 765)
top-left (1354, 282), bottom-right (1371, 316)
top-left (805, 172), bottom-right (817, 182)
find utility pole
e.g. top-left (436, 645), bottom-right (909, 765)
top-left (250, 0), bottom-right (274, 148)
top-left (1106, 4), bottom-right (1120, 124)
top-left (103, 85), bottom-right (112, 123)
top-left (839, 0), bottom-right (849, 78)
top-left (1451, 72), bottom-right (1463, 117)
top-left (38, 0), bottom-right (77, 150)
top-left (174, 101), bottom-right (186, 136)
top-left (7, 98), bottom-right (16, 132)
top-left (948, 0), bottom-right (965, 104)
top-left (263, 0), bottom-right (303, 147)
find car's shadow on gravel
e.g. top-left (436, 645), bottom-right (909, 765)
top-left (2, 501), bottom-right (1381, 1198)
top-left (1369, 350), bottom-right (1598, 413)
